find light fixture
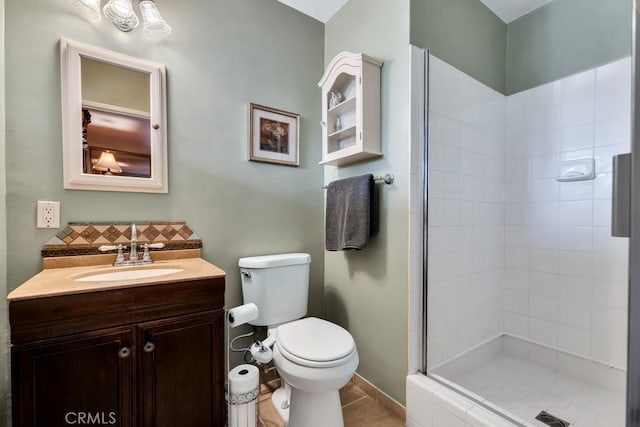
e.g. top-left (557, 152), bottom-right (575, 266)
top-left (70, 0), bottom-right (172, 38)
top-left (69, 0), bottom-right (102, 20)
top-left (103, 0), bottom-right (139, 32)
top-left (140, 0), bottom-right (172, 38)
top-left (93, 151), bottom-right (123, 175)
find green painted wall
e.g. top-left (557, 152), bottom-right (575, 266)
top-left (325, 0), bottom-right (410, 405)
top-left (0, 0), bottom-right (8, 423)
top-left (507, 0), bottom-right (632, 94)
top-left (410, 0), bottom-right (632, 95)
top-left (2, 0), bottom-right (324, 402)
top-left (410, 0), bottom-right (506, 94)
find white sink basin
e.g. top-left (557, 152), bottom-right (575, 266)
top-left (75, 268), bottom-right (184, 282)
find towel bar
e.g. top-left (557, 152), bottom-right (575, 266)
top-left (323, 173), bottom-right (394, 189)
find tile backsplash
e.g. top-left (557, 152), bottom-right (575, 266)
top-left (42, 222), bottom-right (202, 257)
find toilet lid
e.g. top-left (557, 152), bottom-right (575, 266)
top-left (276, 317), bottom-right (355, 362)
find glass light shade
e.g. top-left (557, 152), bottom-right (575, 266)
top-left (93, 152), bottom-right (123, 174)
top-left (103, 0), bottom-right (139, 32)
top-left (69, 0), bottom-right (102, 20)
top-left (139, 1), bottom-right (172, 38)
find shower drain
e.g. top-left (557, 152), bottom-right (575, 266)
top-left (535, 410), bottom-right (570, 427)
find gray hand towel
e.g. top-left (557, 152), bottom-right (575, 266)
top-left (325, 174), bottom-right (379, 251)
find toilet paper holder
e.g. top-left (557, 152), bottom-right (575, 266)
top-left (227, 364), bottom-right (260, 427)
top-left (227, 303), bottom-right (274, 365)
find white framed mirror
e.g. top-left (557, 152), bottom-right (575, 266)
top-left (60, 38), bottom-right (168, 193)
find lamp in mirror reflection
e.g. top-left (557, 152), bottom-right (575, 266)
top-left (93, 151), bottom-right (123, 175)
top-left (69, 0), bottom-right (172, 38)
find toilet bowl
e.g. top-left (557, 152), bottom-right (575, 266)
top-left (271, 317), bottom-right (359, 427)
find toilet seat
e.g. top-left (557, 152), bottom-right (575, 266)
top-left (275, 317), bottom-right (356, 368)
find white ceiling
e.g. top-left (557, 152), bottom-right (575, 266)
top-left (278, 0), bottom-right (553, 24)
top-left (478, 0), bottom-right (554, 23)
top-left (277, 0), bottom-right (348, 23)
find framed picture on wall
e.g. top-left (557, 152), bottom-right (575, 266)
top-left (248, 103), bottom-right (300, 166)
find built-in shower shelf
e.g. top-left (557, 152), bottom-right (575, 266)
top-left (555, 158), bottom-right (595, 182)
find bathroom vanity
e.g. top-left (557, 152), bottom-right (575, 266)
top-left (8, 258), bottom-right (226, 427)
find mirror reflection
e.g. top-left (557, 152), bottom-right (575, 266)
top-left (81, 57), bottom-right (151, 178)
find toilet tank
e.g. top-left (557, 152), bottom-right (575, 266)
top-left (238, 253), bottom-right (311, 326)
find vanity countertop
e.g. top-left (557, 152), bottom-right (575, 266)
top-left (7, 257), bottom-right (226, 302)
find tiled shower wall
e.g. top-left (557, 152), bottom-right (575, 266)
top-left (503, 57), bottom-right (631, 367)
top-left (427, 55), bottom-right (506, 367)
top-left (427, 55), bottom-right (631, 369)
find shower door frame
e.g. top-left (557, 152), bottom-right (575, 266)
top-left (407, 44), bottom-right (430, 375)
top-left (627, 1), bottom-right (640, 425)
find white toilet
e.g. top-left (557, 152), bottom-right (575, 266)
top-left (239, 253), bottom-right (359, 427)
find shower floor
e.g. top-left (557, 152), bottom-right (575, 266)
top-left (431, 335), bottom-right (625, 427)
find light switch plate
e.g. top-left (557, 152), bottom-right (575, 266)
top-left (37, 201), bottom-right (61, 229)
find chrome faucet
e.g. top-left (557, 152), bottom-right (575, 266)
top-left (129, 224), bottom-right (138, 262)
top-left (98, 223), bottom-right (165, 266)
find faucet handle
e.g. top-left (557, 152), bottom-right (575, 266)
top-left (98, 244), bottom-right (127, 252)
top-left (99, 244), bottom-right (126, 265)
top-left (142, 242), bottom-right (165, 263)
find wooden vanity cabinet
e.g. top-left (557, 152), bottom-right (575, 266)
top-left (9, 277), bottom-right (225, 427)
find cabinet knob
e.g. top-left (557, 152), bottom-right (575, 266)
top-left (320, 121), bottom-right (327, 127)
top-left (118, 347), bottom-right (131, 359)
top-left (152, 123), bottom-right (160, 130)
top-left (144, 342), bottom-right (156, 353)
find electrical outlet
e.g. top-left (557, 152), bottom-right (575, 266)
top-left (37, 201), bottom-right (61, 229)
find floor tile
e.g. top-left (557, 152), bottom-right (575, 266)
top-left (343, 396), bottom-right (406, 427)
top-left (258, 383), bottom-right (406, 427)
top-left (340, 382), bottom-right (368, 407)
top-left (259, 396), bottom-right (286, 427)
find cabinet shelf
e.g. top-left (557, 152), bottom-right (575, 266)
top-left (319, 149), bottom-right (383, 166)
top-left (328, 125), bottom-right (356, 140)
top-left (328, 96), bottom-right (356, 116)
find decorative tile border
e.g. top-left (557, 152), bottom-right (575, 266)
top-left (42, 222), bottom-right (202, 258)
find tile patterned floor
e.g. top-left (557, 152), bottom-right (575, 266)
top-left (453, 355), bottom-right (625, 427)
top-left (258, 382), bottom-right (406, 427)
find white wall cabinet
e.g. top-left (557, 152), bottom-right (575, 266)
top-left (318, 51), bottom-right (383, 166)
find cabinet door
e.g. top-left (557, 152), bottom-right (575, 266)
top-left (12, 327), bottom-right (134, 427)
top-left (138, 310), bottom-right (224, 427)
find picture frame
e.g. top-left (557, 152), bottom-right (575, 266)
top-left (249, 103), bottom-right (300, 166)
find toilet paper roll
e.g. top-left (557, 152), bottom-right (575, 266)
top-left (228, 303), bottom-right (259, 328)
top-left (228, 364), bottom-right (259, 395)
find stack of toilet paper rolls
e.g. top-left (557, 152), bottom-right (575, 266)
top-left (227, 364), bottom-right (259, 427)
